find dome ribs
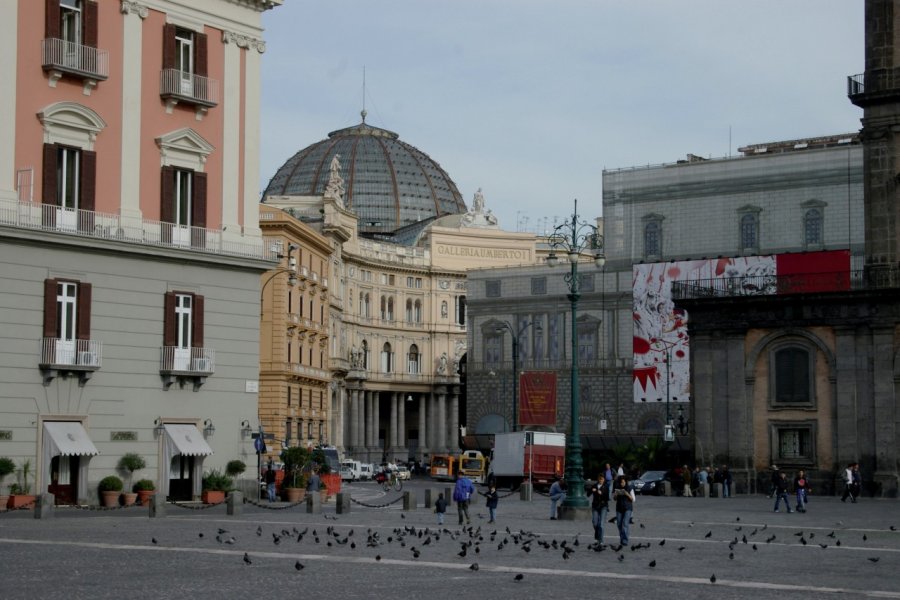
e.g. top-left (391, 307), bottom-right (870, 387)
top-left (374, 135), bottom-right (400, 230)
top-left (404, 140), bottom-right (441, 218)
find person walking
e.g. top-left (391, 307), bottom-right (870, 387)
top-left (549, 476), bottom-right (566, 520)
top-left (453, 474), bottom-right (475, 525)
top-left (483, 484), bottom-right (499, 523)
top-left (721, 465), bottom-right (733, 498)
top-left (306, 467), bottom-right (321, 492)
top-left (434, 492), bottom-right (447, 525)
top-left (773, 470), bottom-right (792, 513)
top-left (265, 460), bottom-right (277, 502)
top-left (589, 475), bottom-right (610, 545)
top-left (613, 475), bottom-right (636, 546)
top-left (603, 463), bottom-right (614, 499)
top-left (793, 469), bottom-right (810, 513)
top-left (840, 462), bottom-right (856, 503)
top-left (851, 463), bottom-right (862, 501)
top-left (768, 465), bottom-right (780, 498)
top-left (681, 465), bottom-right (693, 497)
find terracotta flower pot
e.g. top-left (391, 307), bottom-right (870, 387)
top-left (7, 494), bottom-right (36, 510)
top-left (201, 490), bottom-right (226, 504)
top-left (101, 491), bottom-right (120, 508)
top-left (136, 489), bottom-right (156, 506)
top-left (122, 492), bottom-right (138, 506)
top-left (284, 487), bottom-right (305, 503)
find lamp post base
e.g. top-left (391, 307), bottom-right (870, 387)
top-left (557, 505), bottom-right (591, 521)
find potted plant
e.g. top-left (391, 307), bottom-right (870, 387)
top-left (312, 448), bottom-right (341, 497)
top-left (280, 447), bottom-right (310, 503)
top-left (7, 459), bottom-right (35, 510)
top-left (201, 469), bottom-right (232, 504)
top-left (98, 475), bottom-right (124, 508)
top-left (0, 457), bottom-right (14, 509)
top-left (133, 478), bottom-right (156, 506)
top-left (117, 453), bottom-right (146, 506)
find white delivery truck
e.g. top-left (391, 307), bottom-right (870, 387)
top-left (488, 431), bottom-right (565, 489)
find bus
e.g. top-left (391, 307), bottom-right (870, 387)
top-left (458, 450), bottom-right (487, 484)
top-left (430, 454), bottom-right (457, 481)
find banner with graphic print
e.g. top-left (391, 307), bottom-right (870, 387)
top-left (519, 371), bottom-right (557, 426)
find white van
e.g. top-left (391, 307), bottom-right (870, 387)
top-left (358, 463), bottom-right (374, 481)
top-left (341, 459), bottom-right (361, 481)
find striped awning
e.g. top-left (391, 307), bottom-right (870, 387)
top-left (164, 424), bottom-right (213, 457)
top-left (43, 421), bottom-right (100, 457)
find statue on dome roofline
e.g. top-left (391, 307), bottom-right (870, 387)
top-left (324, 154), bottom-right (345, 207)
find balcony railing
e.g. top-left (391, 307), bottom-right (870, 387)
top-left (159, 346), bottom-right (215, 375)
top-left (467, 358), bottom-right (631, 373)
top-left (159, 69), bottom-right (219, 108)
top-left (671, 269), bottom-right (899, 301)
top-left (42, 38), bottom-right (109, 80)
top-left (284, 363), bottom-right (330, 380)
top-left (0, 197), bottom-right (274, 261)
top-left (847, 73), bottom-right (864, 97)
top-left (39, 338), bottom-right (102, 369)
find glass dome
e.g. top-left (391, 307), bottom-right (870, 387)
top-left (263, 114), bottom-right (467, 237)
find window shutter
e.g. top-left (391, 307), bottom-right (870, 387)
top-left (163, 292), bottom-right (176, 347)
top-left (43, 278), bottom-right (59, 338)
top-left (83, 1), bottom-right (99, 48)
top-left (194, 32), bottom-right (208, 77)
top-left (160, 166), bottom-right (174, 223)
top-left (79, 149), bottom-right (96, 236)
top-left (162, 23), bottom-right (176, 70)
top-left (76, 282), bottom-right (92, 340)
top-left (45, 0), bottom-right (60, 39)
top-left (191, 171), bottom-right (207, 228)
top-left (191, 294), bottom-right (204, 348)
top-left (42, 143), bottom-right (58, 205)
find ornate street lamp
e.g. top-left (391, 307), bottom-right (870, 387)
top-left (546, 199), bottom-right (605, 514)
top-left (495, 320), bottom-right (542, 432)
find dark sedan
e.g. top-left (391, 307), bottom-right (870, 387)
top-left (631, 470), bottom-right (670, 495)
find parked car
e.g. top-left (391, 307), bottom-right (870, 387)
top-left (632, 470), bottom-right (670, 495)
top-left (340, 465), bottom-right (354, 482)
top-left (396, 466), bottom-right (411, 480)
top-left (358, 463), bottom-right (374, 481)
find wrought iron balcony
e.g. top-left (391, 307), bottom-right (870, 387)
top-left (42, 38), bottom-right (109, 83)
top-left (40, 337), bottom-right (102, 369)
top-left (671, 269), bottom-right (900, 301)
top-left (159, 69), bottom-right (219, 109)
top-left (847, 73), bottom-right (864, 98)
top-left (159, 346), bottom-right (215, 375)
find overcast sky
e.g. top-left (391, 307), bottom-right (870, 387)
top-left (259, 1), bottom-right (864, 235)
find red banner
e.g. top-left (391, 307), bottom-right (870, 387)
top-left (518, 371), bottom-right (557, 426)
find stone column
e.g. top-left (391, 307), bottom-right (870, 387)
top-left (220, 31), bottom-right (243, 237)
top-left (349, 389), bottom-right (359, 452)
top-left (369, 392), bottom-right (380, 460)
top-left (449, 389), bottom-right (459, 451)
top-left (872, 326), bottom-right (897, 495)
top-left (398, 392), bottom-right (407, 458)
top-left (389, 392), bottom-right (399, 452)
top-left (437, 390), bottom-right (447, 452)
top-left (417, 393), bottom-right (428, 459)
top-left (118, 1), bottom-right (148, 223)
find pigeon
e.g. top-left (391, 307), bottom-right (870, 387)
top-left (704, 531), bottom-right (712, 538)
top-left (863, 535), bottom-right (868, 542)
top-left (891, 526), bottom-right (897, 531)
top-left (151, 538), bottom-right (158, 545)
top-left (217, 528), bottom-right (228, 535)
top-left (295, 561), bottom-right (304, 571)
top-left (836, 540), bottom-right (842, 547)
top-left (401, 513), bottom-right (406, 519)
top-left (514, 574), bottom-right (524, 581)
top-left (659, 539), bottom-right (666, 546)
top-left (741, 536), bottom-right (747, 544)
top-left (868, 557), bottom-right (880, 563)
top-left (351, 542), bottom-right (356, 549)
top-left (413, 550), bottom-right (420, 559)
top-left (677, 546), bottom-right (686, 552)
top-left (794, 532), bottom-right (804, 537)
top-left (736, 517), bottom-right (740, 522)
top-left (710, 574), bottom-right (717, 584)
top-left (375, 555), bottom-right (382, 561)
top-left (256, 526), bottom-right (262, 536)
top-left (469, 563), bottom-right (479, 571)
top-left (827, 531), bottom-right (836, 538)
top-left (243, 553), bottom-right (251, 565)
top-left (648, 560), bottom-right (656, 568)
top-left (752, 544), bottom-right (758, 551)
top-left (457, 547), bottom-right (467, 558)
top-left (639, 523), bottom-right (645, 529)
top-left (618, 554), bottom-right (625, 562)
top-left (729, 552), bottom-right (734, 560)
top-left (198, 533), bottom-right (204, 538)
top-left (819, 544), bottom-right (828, 549)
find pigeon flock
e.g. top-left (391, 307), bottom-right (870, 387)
top-left (141, 511), bottom-right (894, 589)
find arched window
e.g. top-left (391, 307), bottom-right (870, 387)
top-left (362, 293), bottom-right (370, 318)
top-left (361, 340), bottom-right (369, 370)
top-left (740, 212), bottom-right (759, 252)
top-left (774, 347), bottom-right (810, 404)
top-left (380, 295), bottom-right (387, 320)
top-left (405, 299), bottom-right (413, 322)
top-left (644, 221), bottom-right (661, 257)
top-left (387, 297), bottom-right (394, 321)
top-left (804, 208), bottom-right (822, 247)
top-left (414, 299), bottom-right (423, 323)
top-left (407, 344), bottom-right (420, 374)
top-left (381, 342), bottom-right (393, 373)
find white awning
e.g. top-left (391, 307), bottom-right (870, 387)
top-left (164, 424), bottom-right (213, 457)
top-left (43, 421), bottom-right (100, 457)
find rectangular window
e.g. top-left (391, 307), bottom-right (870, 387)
top-left (578, 326), bottom-right (596, 363)
top-left (57, 281), bottom-right (78, 342)
top-left (579, 273), bottom-right (595, 293)
top-left (531, 277), bottom-right (546, 295)
top-left (407, 276), bottom-right (414, 288)
top-left (174, 169), bottom-right (191, 227)
top-left (57, 146), bottom-right (79, 209)
top-left (43, 278), bottom-right (91, 344)
top-left (175, 27), bottom-right (194, 96)
top-left (484, 334), bottom-right (501, 366)
top-left (485, 280), bottom-right (501, 298)
top-left (548, 313), bottom-right (561, 361)
top-left (60, 0), bottom-right (82, 45)
top-left (175, 294), bottom-right (192, 348)
top-left (778, 428), bottom-right (811, 460)
top-left (773, 347), bottom-right (811, 404)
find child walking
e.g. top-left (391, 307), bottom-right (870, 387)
top-left (434, 492), bottom-right (447, 525)
top-left (484, 485), bottom-right (499, 523)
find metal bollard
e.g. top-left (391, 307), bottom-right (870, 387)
top-left (34, 493), bottom-right (55, 519)
top-left (226, 491), bottom-right (242, 516)
top-left (423, 488), bottom-right (435, 508)
top-left (336, 492), bottom-right (351, 514)
top-left (403, 490), bottom-right (416, 511)
top-left (662, 481), bottom-right (672, 497)
top-left (149, 493), bottom-right (166, 518)
top-left (699, 483), bottom-right (710, 498)
top-left (445, 486), bottom-right (453, 505)
top-left (713, 483), bottom-right (723, 498)
top-left (520, 482), bottom-right (533, 501)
